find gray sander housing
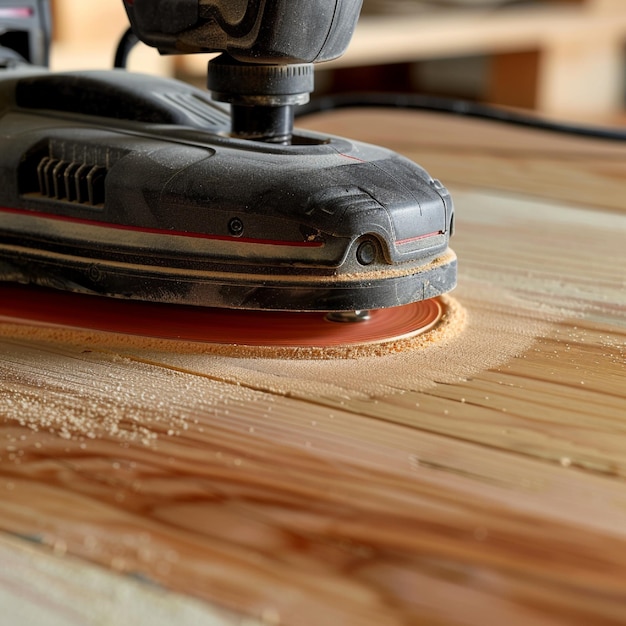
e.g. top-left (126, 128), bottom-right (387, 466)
top-left (0, 67), bottom-right (456, 311)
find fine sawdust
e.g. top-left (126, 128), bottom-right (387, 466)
top-left (0, 352), bottom-right (194, 446)
top-left (141, 278), bottom-right (562, 400)
top-left (0, 278), bottom-right (561, 402)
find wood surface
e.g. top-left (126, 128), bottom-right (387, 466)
top-left (1, 109), bottom-right (626, 625)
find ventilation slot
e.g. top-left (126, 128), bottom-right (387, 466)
top-left (35, 156), bottom-right (107, 206)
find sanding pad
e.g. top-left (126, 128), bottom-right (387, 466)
top-left (0, 283), bottom-right (446, 356)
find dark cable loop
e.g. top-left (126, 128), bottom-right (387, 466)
top-left (110, 21), bottom-right (626, 144)
top-left (296, 92), bottom-right (626, 142)
top-left (114, 27), bottom-right (140, 69)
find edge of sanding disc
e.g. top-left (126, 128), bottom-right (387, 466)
top-left (0, 283), bottom-right (453, 358)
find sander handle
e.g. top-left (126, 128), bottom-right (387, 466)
top-left (122, 0), bottom-right (363, 64)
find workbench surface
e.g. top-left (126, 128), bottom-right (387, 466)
top-left (1, 109), bottom-right (625, 626)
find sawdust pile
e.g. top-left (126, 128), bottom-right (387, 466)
top-left (0, 276), bottom-right (564, 457)
top-left (149, 278), bottom-right (561, 399)
top-left (0, 294), bottom-right (457, 360)
top-left (0, 352), bottom-right (199, 447)
top-left (0, 278), bottom-right (561, 406)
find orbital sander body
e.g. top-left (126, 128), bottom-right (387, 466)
top-left (0, 0), bottom-right (456, 314)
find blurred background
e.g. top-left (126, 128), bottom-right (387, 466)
top-left (45, 0), bottom-right (626, 124)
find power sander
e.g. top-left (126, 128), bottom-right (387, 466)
top-left (0, 1), bottom-right (456, 329)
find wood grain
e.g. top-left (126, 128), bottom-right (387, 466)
top-left (1, 110), bottom-right (626, 625)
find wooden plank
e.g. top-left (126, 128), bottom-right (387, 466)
top-left (0, 533), bottom-right (238, 626)
top-left (1, 110), bottom-right (626, 624)
top-left (334, 3), bottom-right (626, 68)
top-left (586, 0), bottom-right (624, 11)
top-left (336, 3), bottom-right (626, 118)
top-left (536, 33), bottom-right (625, 117)
top-left (336, 6), bottom-right (586, 67)
top-left (488, 51), bottom-right (541, 110)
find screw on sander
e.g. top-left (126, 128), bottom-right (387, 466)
top-left (326, 310), bottom-right (372, 323)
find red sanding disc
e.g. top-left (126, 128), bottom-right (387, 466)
top-left (0, 283), bottom-right (443, 348)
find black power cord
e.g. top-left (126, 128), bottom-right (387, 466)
top-left (110, 28), bottom-right (626, 143)
top-left (296, 92), bottom-right (626, 142)
top-left (114, 27), bottom-right (139, 69)
top-left (296, 93), bottom-right (626, 141)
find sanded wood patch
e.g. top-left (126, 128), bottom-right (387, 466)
top-left (1, 113), bottom-right (625, 625)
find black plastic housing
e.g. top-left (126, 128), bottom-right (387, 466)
top-left (0, 68), bottom-right (457, 311)
top-left (123, 0), bottom-right (363, 64)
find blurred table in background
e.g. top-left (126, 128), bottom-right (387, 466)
top-left (50, 0), bottom-right (626, 121)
